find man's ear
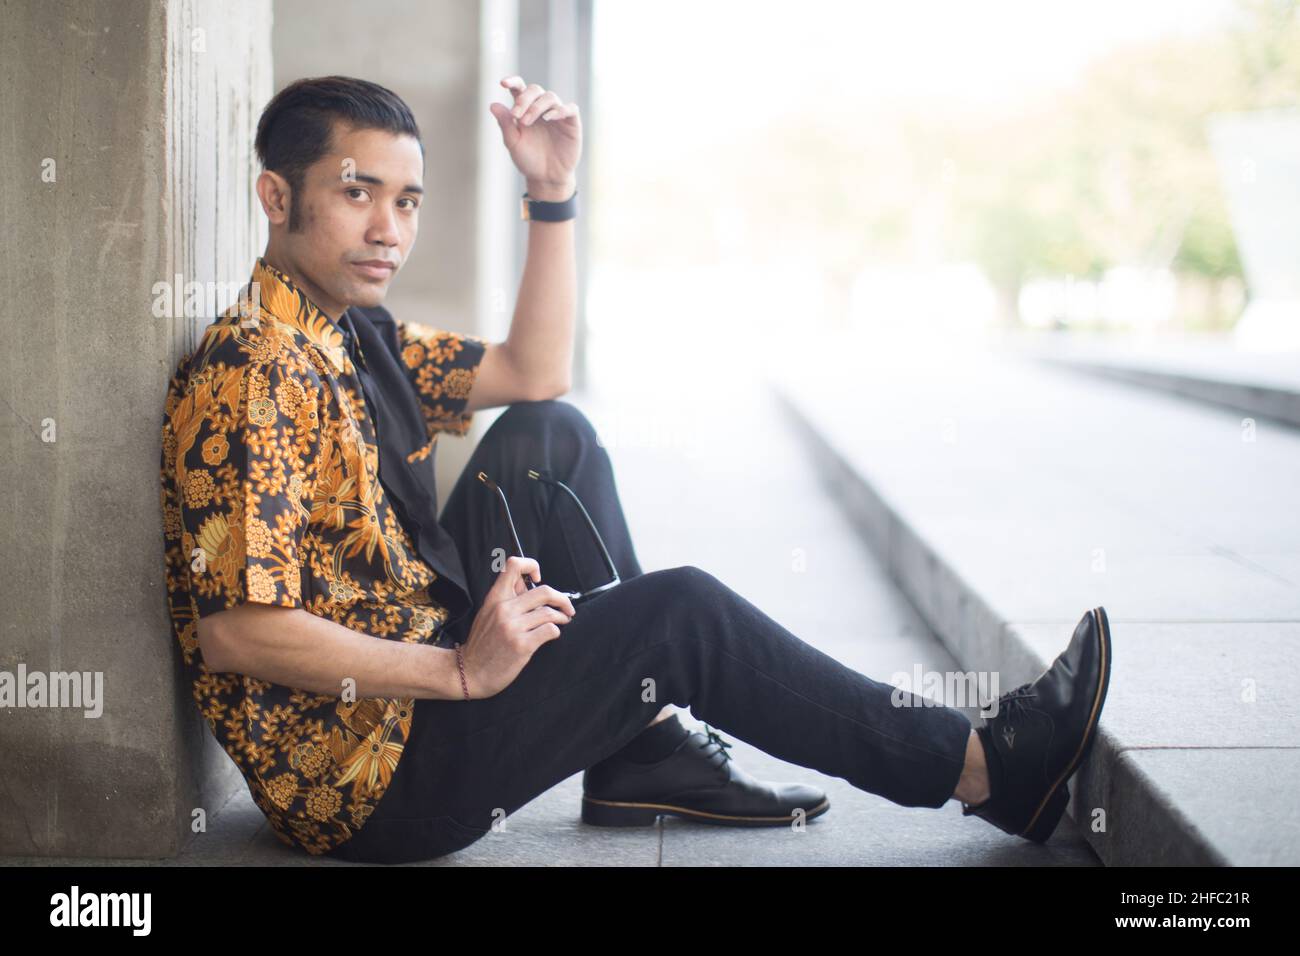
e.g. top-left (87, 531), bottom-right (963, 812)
top-left (255, 169), bottom-right (291, 226)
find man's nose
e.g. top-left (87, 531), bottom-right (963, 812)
top-left (367, 205), bottom-right (400, 247)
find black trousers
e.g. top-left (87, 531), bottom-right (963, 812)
top-left (325, 400), bottom-right (974, 864)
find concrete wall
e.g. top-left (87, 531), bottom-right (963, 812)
top-left (0, 0), bottom-right (271, 857)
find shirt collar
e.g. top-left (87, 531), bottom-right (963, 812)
top-left (250, 256), bottom-right (351, 368)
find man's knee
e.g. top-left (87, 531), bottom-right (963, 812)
top-left (646, 565), bottom-right (727, 621)
top-left (494, 398), bottom-right (596, 439)
top-left (478, 400), bottom-right (602, 472)
top-left (665, 563), bottom-right (717, 592)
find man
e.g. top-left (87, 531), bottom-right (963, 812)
top-left (160, 75), bottom-right (1112, 864)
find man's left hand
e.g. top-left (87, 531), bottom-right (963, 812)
top-left (489, 75), bottom-right (582, 201)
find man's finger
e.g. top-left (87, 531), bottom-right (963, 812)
top-left (515, 582), bottom-right (576, 618)
top-left (510, 555), bottom-right (541, 587)
top-left (524, 621), bottom-right (563, 649)
top-left (513, 567), bottom-right (540, 596)
top-left (511, 83), bottom-right (546, 118)
top-left (489, 554), bottom-right (540, 599)
top-left (519, 90), bottom-right (561, 126)
top-left (518, 604), bottom-right (572, 633)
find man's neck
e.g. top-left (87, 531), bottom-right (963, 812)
top-left (261, 250), bottom-right (345, 323)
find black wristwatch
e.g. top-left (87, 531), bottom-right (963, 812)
top-left (521, 186), bottom-right (578, 222)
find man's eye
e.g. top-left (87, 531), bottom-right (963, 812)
top-left (346, 187), bottom-right (368, 200)
top-left (398, 198), bottom-right (419, 210)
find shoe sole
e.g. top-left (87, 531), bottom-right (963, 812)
top-left (1019, 606), bottom-right (1113, 842)
top-left (581, 795), bottom-right (831, 828)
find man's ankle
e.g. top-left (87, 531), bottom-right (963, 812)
top-left (646, 705), bottom-right (675, 728)
top-left (954, 728), bottom-right (991, 805)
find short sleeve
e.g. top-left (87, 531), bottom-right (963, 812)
top-left (167, 356), bottom-right (324, 619)
top-left (394, 320), bottom-right (489, 438)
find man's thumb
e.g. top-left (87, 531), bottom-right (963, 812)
top-left (489, 102), bottom-right (517, 142)
top-left (492, 554), bottom-right (539, 596)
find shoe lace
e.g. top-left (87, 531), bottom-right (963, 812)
top-left (698, 722), bottom-right (734, 770)
top-left (996, 682), bottom-right (1038, 724)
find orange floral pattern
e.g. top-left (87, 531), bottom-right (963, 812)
top-left (398, 322), bottom-right (487, 437)
top-left (159, 257), bottom-right (487, 856)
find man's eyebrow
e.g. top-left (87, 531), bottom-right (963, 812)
top-left (351, 172), bottom-right (424, 195)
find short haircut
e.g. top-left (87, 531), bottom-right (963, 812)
top-left (254, 75), bottom-right (424, 231)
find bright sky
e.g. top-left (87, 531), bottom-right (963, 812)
top-left (593, 0), bottom-right (1236, 138)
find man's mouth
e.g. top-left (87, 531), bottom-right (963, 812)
top-left (352, 259), bottom-right (397, 280)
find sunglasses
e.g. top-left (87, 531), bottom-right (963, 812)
top-left (476, 468), bottom-right (622, 604)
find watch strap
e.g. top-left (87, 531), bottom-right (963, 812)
top-left (521, 187), bottom-right (578, 222)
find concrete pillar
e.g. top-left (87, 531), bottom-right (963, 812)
top-left (516, 0), bottom-right (595, 394)
top-left (0, 0), bottom-right (271, 856)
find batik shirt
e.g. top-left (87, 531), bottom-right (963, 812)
top-left (159, 257), bottom-right (487, 855)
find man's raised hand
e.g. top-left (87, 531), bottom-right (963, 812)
top-left (488, 75), bottom-right (581, 201)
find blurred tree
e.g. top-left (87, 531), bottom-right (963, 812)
top-left (940, 0), bottom-right (1297, 328)
top-left (592, 0), bottom-right (1299, 331)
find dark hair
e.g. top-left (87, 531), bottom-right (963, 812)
top-left (254, 75), bottom-right (424, 231)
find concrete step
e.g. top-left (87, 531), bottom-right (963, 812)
top-left (1011, 335), bottom-right (1300, 430)
top-left (770, 341), bottom-right (1300, 866)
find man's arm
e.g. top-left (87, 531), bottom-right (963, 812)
top-left (197, 604), bottom-right (462, 700)
top-left (438, 74), bottom-right (583, 414)
top-left (465, 183), bottom-right (578, 413)
top-left (392, 197), bottom-right (575, 431)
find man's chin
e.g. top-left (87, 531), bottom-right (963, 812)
top-left (345, 282), bottom-right (390, 310)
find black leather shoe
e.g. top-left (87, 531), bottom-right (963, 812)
top-left (582, 723), bottom-right (830, 828)
top-left (962, 606), bottom-right (1113, 843)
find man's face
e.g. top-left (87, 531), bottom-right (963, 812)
top-left (266, 122), bottom-right (424, 318)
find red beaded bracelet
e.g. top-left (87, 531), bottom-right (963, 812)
top-left (454, 642), bottom-right (470, 700)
